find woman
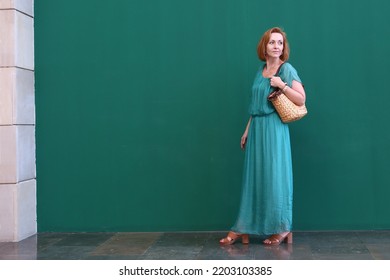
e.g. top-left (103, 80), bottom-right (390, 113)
top-left (220, 27), bottom-right (306, 245)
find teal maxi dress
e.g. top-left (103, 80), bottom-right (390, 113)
top-left (231, 62), bottom-right (302, 235)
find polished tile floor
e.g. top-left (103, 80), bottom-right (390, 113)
top-left (1, 231), bottom-right (390, 260)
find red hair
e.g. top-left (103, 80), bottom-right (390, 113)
top-left (257, 27), bottom-right (290, 61)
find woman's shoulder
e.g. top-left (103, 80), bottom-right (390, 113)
top-left (280, 62), bottom-right (302, 82)
top-left (281, 62), bottom-right (299, 75)
top-left (281, 62), bottom-right (297, 71)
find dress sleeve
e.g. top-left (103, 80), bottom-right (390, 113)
top-left (279, 63), bottom-right (302, 87)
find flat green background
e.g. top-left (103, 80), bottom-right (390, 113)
top-left (35, 0), bottom-right (390, 232)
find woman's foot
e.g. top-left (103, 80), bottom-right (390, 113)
top-left (263, 232), bottom-right (292, 245)
top-left (219, 231), bottom-right (249, 245)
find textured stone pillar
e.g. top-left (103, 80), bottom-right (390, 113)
top-left (0, 0), bottom-right (36, 242)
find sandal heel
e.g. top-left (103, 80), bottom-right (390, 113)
top-left (242, 234), bottom-right (249, 244)
top-left (220, 232), bottom-right (249, 245)
top-left (263, 232), bottom-right (293, 245)
top-left (285, 232), bottom-right (293, 244)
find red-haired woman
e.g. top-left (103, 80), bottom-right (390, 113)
top-left (220, 27), bottom-right (306, 245)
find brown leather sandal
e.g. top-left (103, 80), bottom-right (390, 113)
top-left (263, 232), bottom-right (293, 245)
top-left (219, 231), bottom-right (249, 245)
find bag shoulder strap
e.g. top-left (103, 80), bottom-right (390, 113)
top-left (275, 62), bottom-right (285, 76)
top-left (267, 62), bottom-right (285, 101)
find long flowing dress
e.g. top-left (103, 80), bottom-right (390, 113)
top-left (231, 62), bottom-right (302, 235)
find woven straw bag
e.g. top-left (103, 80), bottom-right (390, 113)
top-left (267, 62), bottom-right (307, 123)
top-left (268, 90), bottom-right (307, 123)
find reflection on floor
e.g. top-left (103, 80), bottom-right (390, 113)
top-left (1, 231), bottom-right (390, 260)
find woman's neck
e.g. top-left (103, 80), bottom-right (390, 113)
top-left (266, 58), bottom-right (283, 69)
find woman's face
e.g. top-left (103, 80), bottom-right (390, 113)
top-left (266, 32), bottom-right (284, 59)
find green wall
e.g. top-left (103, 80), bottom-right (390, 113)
top-left (35, 0), bottom-right (390, 232)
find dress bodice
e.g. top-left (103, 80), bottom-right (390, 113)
top-left (248, 63), bottom-right (302, 116)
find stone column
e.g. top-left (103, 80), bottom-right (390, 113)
top-left (0, 0), bottom-right (36, 242)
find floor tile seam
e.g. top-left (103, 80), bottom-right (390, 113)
top-left (367, 251), bottom-right (385, 259)
top-left (88, 234), bottom-right (155, 256)
top-left (37, 238), bottom-right (64, 249)
top-left (90, 233), bottom-right (124, 251)
top-left (80, 232), bottom-right (152, 250)
top-left (365, 247), bottom-right (390, 257)
top-left (41, 244), bottom-right (104, 249)
top-left (141, 234), bottom-right (166, 256)
top-left (37, 245), bottom-right (97, 254)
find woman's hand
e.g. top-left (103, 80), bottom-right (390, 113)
top-left (270, 77), bottom-right (306, 105)
top-left (241, 117), bottom-right (252, 150)
top-left (269, 76), bottom-right (285, 89)
top-left (241, 132), bottom-right (248, 150)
